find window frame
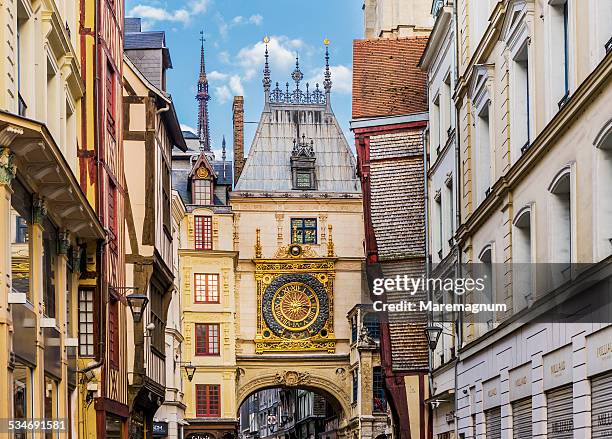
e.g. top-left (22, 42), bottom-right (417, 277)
top-left (196, 384), bottom-right (221, 417)
top-left (194, 273), bottom-right (220, 304)
top-left (194, 216), bottom-right (213, 250)
top-left (108, 295), bottom-right (120, 368)
top-left (195, 323), bottom-right (220, 356)
top-left (290, 218), bottom-right (317, 245)
top-left (78, 287), bottom-right (96, 357)
top-left (193, 178), bottom-right (212, 205)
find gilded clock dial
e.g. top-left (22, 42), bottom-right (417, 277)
top-left (262, 273), bottom-right (329, 339)
top-left (272, 282), bottom-right (319, 331)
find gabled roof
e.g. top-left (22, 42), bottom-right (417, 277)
top-left (234, 105), bottom-right (360, 194)
top-left (188, 152), bottom-right (216, 180)
top-left (353, 37), bottom-right (429, 119)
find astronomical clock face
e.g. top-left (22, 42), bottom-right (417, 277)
top-left (262, 274), bottom-right (329, 339)
top-left (255, 252), bottom-right (336, 353)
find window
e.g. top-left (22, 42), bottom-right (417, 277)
top-left (432, 94), bottom-right (441, 154)
top-left (42, 219), bottom-right (57, 319)
top-left (446, 178), bottom-right (454, 244)
top-left (108, 297), bottom-right (119, 367)
top-left (150, 280), bottom-right (166, 353)
top-left (351, 315), bottom-right (358, 343)
top-left (373, 367), bottom-right (386, 412)
top-left (363, 313), bottom-right (380, 340)
top-left (108, 180), bottom-right (118, 287)
top-left (352, 370), bottom-right (358, 403)
top-left (78, 288), bottom-right (95, 356)
top-left (106, 61), bottom-right (115, 137)
top-left (435, 191), bottom-right (443, 258)
top-left (549, 169), bottom-right (572, 284)
top-left (162, 159), bottom-right (171, 231)
top-left (513, 207), bottom-right (533, 310)
top-left (15, 216), bottom-right (28, 243)
top-left (548, 0), bottom-right (570, 108)
top-left (195, 323), bottom-right (220, 356)
top-left (196, 384), bottom-right (220, 417)
top-left (511, 43), bottom-right (530, 157)
top-left (444, 74), bottom-right (453, 134)
top-left (475, 103), bottom-right (491, 203)
top-left (194, 216), bottom-right (212, 250)
top-left (193, 179), bottom-right (212, 205)
top-left (13, 364), bottom-right (29, 433)
top-left (296, 171), bottom-right (312, 189)
top-left (44, 377), bottom-right (57, 439)
top-left (194, 274), bottom-right (219, 303)
top-left (291, 218), bottom-right (317, 244)
top-left (595, 123), bottom-right (612, 260)
top-left (478, 246), bottom-right (494, 329)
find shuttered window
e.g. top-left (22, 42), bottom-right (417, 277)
top-left (485, 407), bottom-right (501, 439)
top-left (512, 397), bottom-right (532, 439)
top-left (547, 385), bottom-right (573, 439)
top-left (592, 373), bottom-right (612, 438)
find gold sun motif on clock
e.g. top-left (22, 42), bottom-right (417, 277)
top-left (271, 282), bottom-right (320, 332)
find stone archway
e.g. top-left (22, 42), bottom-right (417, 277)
top-left (236, 367), bottom-right (352, 428)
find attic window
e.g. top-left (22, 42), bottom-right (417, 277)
top-left (193, 166), bottom-right (212, 205)
top-left (291, 135), bottom-right (316, 190)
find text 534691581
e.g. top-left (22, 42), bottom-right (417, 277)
top-left (3, 419), bottom-right (67, 432)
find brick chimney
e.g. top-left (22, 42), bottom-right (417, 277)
top-left (232, 96), bottom-right (245, 184)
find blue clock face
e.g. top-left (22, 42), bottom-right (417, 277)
top-left (262, 273), bottom-right (329, 339)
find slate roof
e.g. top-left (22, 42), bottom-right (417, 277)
top-left (182, 130), bottom-right (199, 140)
top-left (124, 32), bottom-right (166, 50)
top-left (381, 260), bottom-right (428, 371)
top-left (352, 37), bottom-right (429, 119)
top-left (369, 130), bottom-right (425, 260)
top-left (235, 105), bottom-right (360, 194)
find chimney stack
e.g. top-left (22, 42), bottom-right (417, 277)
top-left (232, 96), bottom-right (245, 184)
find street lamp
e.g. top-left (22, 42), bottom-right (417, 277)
top-left (126, 292), bottom-right (149, 323)
top-left (184, 363), bottom-right (196, 382)
top-left (424, 325), bottom-right (443, 351)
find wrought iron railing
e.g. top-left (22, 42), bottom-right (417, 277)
top-left (270, 82), bottom-right (326, 105)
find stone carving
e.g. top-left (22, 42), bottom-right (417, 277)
top-left (275, 370), bottom-right (310, 387)
top-left (0, 147), bottom-right (16, 185)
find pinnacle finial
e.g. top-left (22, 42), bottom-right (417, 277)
top-left (323, 39), bottom-right (332, 94)
top-left (263, 36), bottom-right (271, 93)
top-left (291, 55), bottom-right (303, 88)
top-left (222, 135), bottom-right (227, 162)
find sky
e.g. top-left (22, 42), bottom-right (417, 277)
top-left (124, 0), bottom-right (364, 159)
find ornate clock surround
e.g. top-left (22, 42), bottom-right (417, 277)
top-left (254, 244), bottom-right (336, 353)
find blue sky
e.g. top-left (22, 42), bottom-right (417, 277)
top-left (125, 0), bottom-right (363, 159)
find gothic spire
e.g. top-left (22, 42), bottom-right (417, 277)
top-left (196, 30), bottom-right (211, 152)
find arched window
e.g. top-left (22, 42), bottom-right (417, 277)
top-left (513, 206), bottom-right (533, 310)
top-left (594, 120), bottom-right (612, 261)
top-left (548, 167), bottom-right (572, 285)
top-left (478, 245), bottom-right (494, 328)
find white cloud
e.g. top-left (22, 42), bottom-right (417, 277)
top-left (129, 0), bottom-right (210, 26)
top-left (214, 85), bottom-right (232, 104)
top-left (306, 65), bottom-right (352, 94)
top-left (208, 70), bottom-right (229, 82)
top-left (236, 36), bottom-right (303, 81)
top-left (218, 51), bottom-right (230, 64)
top-left (216, 13), bottom-right (264, 39)
top-left (228, 75), bottom-right (244, 95)
top-left (249, 14), bottom-right (263, 25)
top-left (180, 123), bottom-right (196, 133)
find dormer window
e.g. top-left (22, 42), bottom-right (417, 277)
top-left (291, 135), bottom-right (316, 190)
top-left (193, 166), bottom-right (212, 205)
